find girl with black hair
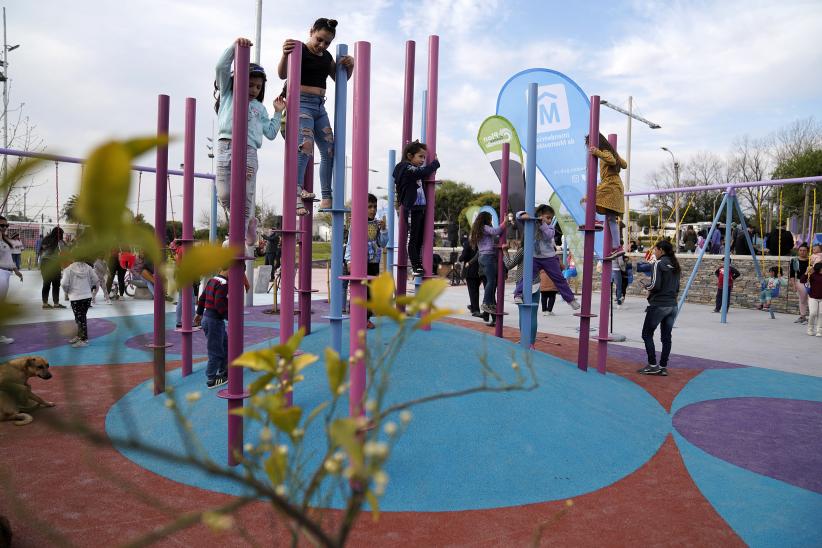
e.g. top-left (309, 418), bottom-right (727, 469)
top-left (39, 226), bottom-right (66, 309)
top-left (0, 216), bottom-right (23, 344)
top-left (470, 211), bottom-right (506, 314)
top-left (214, 37), bottom-right (285, 249)
top-left (279, 18), bottom-right (355, 214)
top-left (638, 240), bottom-right (681, 376)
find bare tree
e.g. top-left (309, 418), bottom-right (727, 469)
top-left (0, 106), bottom-right (47, 217)
top-left (683, 151), bottom-right (725, 221)
top-left (727, 135), bottom-right (772, 228)
top-left (769, 116), bottom-right (822, 165)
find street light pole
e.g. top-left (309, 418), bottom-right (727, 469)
top-left (2, 8), bottom-right (8, 206)
top-left (253, 0), bottom-right (262, 64)
top-left (661, 146), bottom-right (680, 244)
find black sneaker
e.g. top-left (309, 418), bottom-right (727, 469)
top-left (413, 266), bottom-right (425, 276)
top-left (637, 365), bottom-right (667, 376)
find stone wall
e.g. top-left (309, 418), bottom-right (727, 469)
top-left (591, 253), bottom-right (802, 314)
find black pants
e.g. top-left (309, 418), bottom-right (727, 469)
top-left (40, 258), bottom-right (61, 304)
top-left (265, 253), bottom-right (279, 280)
top-left (366, 262), bottom-right (380, 320)
top-left (641, 305), bottom-right (677, 368)
top-left (466, 276), bottom-right (483, 313)
top-left (71, 298), bottom-right (92, 340)
top-left (107, 256), bottom-right (127, 297)
top-left (407, 207), bottom-right (425, 270)
top-left (714, 286), bottom-right (732, 312)
top-left (541, 291), bottom-right (557, 312)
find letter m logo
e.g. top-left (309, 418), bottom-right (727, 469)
top-left (536, 84), bottom-right (571, 132)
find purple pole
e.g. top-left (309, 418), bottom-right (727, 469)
top-left (421, 35), bottom-right (439, 331)
top-left (279, 42), bottom-right (302, 407)
top-left (180, 98), bottom-right (196, 377)
top-left (221, 43), bottom-right (250, 466)
top-left (345, 41), bottom-right (371, 418)
top-left (150, 95), bottom-right (170, 395)
top-left (298, 166), bottom-right (314, 333)
top-left (576, 96), bottom-right (601, 372)
top-left (494, 143), bottom-right (510, 338)
top-left (395, 40), bottom-right (415, 311)
top-left (594, 133), bottom-right (618, 375)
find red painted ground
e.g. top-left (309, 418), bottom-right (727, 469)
top-left (0, 322), bottom-right (743, 546)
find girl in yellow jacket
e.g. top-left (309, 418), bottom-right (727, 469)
top-left (587, 133), bottom-right (627, 260)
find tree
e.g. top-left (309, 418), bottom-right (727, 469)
top-left (683, 152), bottom-right (725, 222)
top-left (435, 181), bottom-right (474, 223)
top-left (727, 135), bottom-right (772, 229)
top-left (771, 148), bottom-right (822, 235)
top-left (0, 108), bottom-right (47, 217)
top-left (62, 193), bottom-right (81, 224)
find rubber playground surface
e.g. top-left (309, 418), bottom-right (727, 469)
top-left (1, 300), bottom-right (821, 546)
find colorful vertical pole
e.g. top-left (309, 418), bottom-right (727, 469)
top-left (720, 189), bottom-right (734, 323)
top-left (386, 149), bottom-right (396, 280)
top-left (345, 41), bottom-right (371, 418)
top-left (180, 97), bottom-right (196, 377)
top-left (494, 143), bottom-right (509, 338)
top-left (576, 95), bottom-right (601, 371)
top-left (151, 94), bottom-right (170, 395)
top-left (327, 43), bottom-right (349, 354)
top-left (298, 167), bottom-right (314, 333)
top-left (519, 84), bottom-right (538, 349)
top-left (594, 133), bottom-right (617, 375)
top-left (395, 40), bottom-right (415, 310)
top-left (421, 35), bottom-right (439, 331)
top-left (222, 43), bottom-right (250, 465)
top-left (210, 181), bottom-right (218, 242)
top-left (279, 42), bottom-right (302, 407)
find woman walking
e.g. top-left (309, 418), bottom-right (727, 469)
top-left (638, 240), bottom-right (681, 376)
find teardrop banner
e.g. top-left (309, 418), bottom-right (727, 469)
top-left (476, 115), bottom-right (526, 215)
top-left (496, 68), bottom-right (602, 254)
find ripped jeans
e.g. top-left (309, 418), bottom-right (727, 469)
top-left (216, 139), bottom-right (258, 245)
top-left (296, 93), bottom-right (334, 206)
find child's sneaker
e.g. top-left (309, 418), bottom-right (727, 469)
top-left (0, 335), bottom-right (14, 344)
top-left (569, 299), bottom-right (581, 310)
top-left (68, 336), bottom-right (80, 344)
top-left (808, 329), bottom-right (815, 336)
top-left (604, 246), bottom-right (626, 261)
top-left (513, 294), bottom-right (523, 304)
top-left (816, 332), bottom-right (822, 338)
top-left (319, 198), bottom-right (332, 209)
top-left (71, 340), bottom-right (89, 348)
top-left (413, 266), bottom-right (425, 277)
top-left (481, 303), bottom-right (496, 314)
top-left (299, 190), bottom-right (316, 200)
top-left (637, 364), bottom-right (667, 376)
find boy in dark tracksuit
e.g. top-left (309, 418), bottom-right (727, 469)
top-left (194, 269), bottom-right (229, 388)
top-left (345, 194), bottom-right (388, 329)
top-left (393, 140), bottom-right (440, 276)
top-left (713, 264), bottom-right (741, 313)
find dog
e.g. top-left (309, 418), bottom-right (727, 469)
top-left (0, 357), bottom-right (55, 426)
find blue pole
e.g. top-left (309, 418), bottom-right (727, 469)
top-left (210, 180), bottom-right (218, 242)
top-left (720, 189), bottom-right (734, 323)
top-left (386, 149), bottom-right (396, 281)
top-left (676, 191), bottom-right (728, 321)
top-left (420, 90), bottom-right (428, 143)
top-left (734, 196), bottom-right (765, 281)
top-left (327, 43), bottom-right (349, 354)
top-left (519, 83), bottom-right (538, 349)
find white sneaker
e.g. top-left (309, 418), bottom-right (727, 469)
top-left (816, 332), bottom-right (822, 338)
top-left (68, 336), bottom-right (80, 344)
top-left (569, 299), bottom-right (581, 311)
top-left (0, 335), bottom-right (14, 344)
top-left (513, 295), bottom-right (523, 304)
top-left (72, 340), bottom-right (89, 348)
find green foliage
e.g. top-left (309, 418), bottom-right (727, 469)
top-left (469, 191), bottom-right (500, 211)
top-left (435, 180), bottom-right (475, 225)
top-left (772, 148), bottom-right (822, 213)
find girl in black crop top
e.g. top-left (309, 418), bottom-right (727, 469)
top-left (278, 17), bottom-right (354, 215)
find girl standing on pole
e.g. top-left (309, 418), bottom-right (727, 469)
top-left (586, 133), bottom-right (627, 260)
top-left (214, 37), bottom-right (285, 247)
top-left (278, 18), bottom-right (354, 214)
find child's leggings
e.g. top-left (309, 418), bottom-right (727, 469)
top-left (607, 214), bottom-right (620, 248)
top-left (808, 297), bottom-right (821, 334)
top-left (71, 298), bottom-right (92, 340)
top-left (515, 256), bottom-right (574, 303)
top-left (215, 139), bottom-right (258, 245)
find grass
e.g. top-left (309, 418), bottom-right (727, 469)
top-left (253, 241), bottom-right (333, 267)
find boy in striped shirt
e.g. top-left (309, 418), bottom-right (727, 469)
top-left (194, 269), bottom-right (229, 388)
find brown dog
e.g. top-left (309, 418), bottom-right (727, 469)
top-left (0, 356), bottom-right (55, 426)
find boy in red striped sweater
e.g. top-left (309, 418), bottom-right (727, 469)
top-left (194, 269), bottom-right (229, 388)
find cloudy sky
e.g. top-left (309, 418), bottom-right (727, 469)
top-left (4, 0), bottom-right (822, 226)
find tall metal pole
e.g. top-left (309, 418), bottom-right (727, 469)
top-left (720, 189), bottom-right (734, 324)
top-left (520, 84), bottom-right (538, 350)
top-left (595, 134), bottom-right (618, 375)
top-left (327, 43), bottom-right (349, 354)
top-left (623, 96), bottom-right (632, 247)
top-left (386, 149), bottom-right (396, 281)
top-left (254, 0), bottom-right (262, 64)
top-left (494, 143), bottom-right (509, 339)
top-left (223, 43), bottom-right (251, 465)
top-left (421, 36), bottom-right (439, 332)
top-left (1, 8), bottom-right (8, 213)
top-left (151, 95), bottom-right (170, 395)
top-left (181, 98), bottom-right (196, 378)
top-left (395, 41), bottom-right (414, 310)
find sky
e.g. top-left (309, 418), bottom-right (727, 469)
top-left (4, 0), bottom-right (822, 227)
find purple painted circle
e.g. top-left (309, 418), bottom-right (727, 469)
top-left (125, 325), bottom-right (279, 355)
top-left (0, 318), bottom-right (117, 357)
top-left (673, 397), bottom-right (822, 494)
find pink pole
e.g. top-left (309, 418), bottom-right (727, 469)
top-left (345, 41), bottom-right (371, 418)
top-left (298, 166), bottom-right (314, 333)
top-left (421, 35), bottom-right (439, 331)
top-left (395, 40), bottom-right (415, 310)
top-left (151, 94), bottom-right (170, 395)
top-left (594, 134), bottom-right (618, 375)
top-left (222, 43), bottom-right (250, 466)
top-left (494, 143), bottom-right (510, 338)
top-left (279, 42), bottom-right (302, 407)
top-left (180, 97), bottom-right (196, 377)
top-left (576, 95), bottom-right (601, 372)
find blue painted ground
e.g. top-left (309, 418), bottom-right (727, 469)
top-left (107, 321), bottom-right (670, 512)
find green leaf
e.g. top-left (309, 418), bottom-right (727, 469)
top-left (271, 407), bottom-right (302, 435)
top-left (233, 348), bottom-right (277, 372)
top-left (228, 407), bottom-right (262, 420)
top-left (329, 418), bottom-right (363, 469)
top-left (285, 328), bottom-right (305, 356)
top-left (122, 135), bottom-right (169, 158)
top-left (365, 490), bottom-right (381, 522)
top-left (415, 307), bottom-right (455, 329)
top-left (77, 141), bottom-right (132, 231)
top-left (292, 352), bottom-right (319, 373)
top-left (414, 277), bottom-right (448, 306)
top-left (0, 157), bottom-right (42, 199)
top-left (304, 401), bottom-right (329, 429)
top-left (248, 372), bottom-right (275, 396)
top-left (175, 243), bottom-right (238, 289)
top-left (264, 452), bottom-right (287, 487)
top-left (324, 348), bottom-right (347, 395)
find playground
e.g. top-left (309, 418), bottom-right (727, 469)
top-left (1, 5), bottom-right (822, 547)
